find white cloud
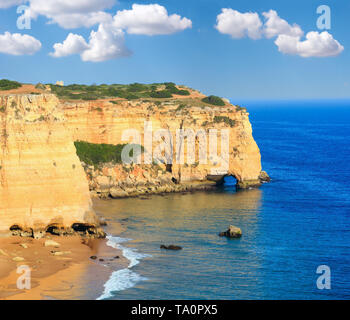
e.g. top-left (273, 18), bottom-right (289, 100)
top-left (215, 8), bottom-right (344, 58)
top-left (275, 31), bottom-right (344, 57)
top-left (49, 3), bottom-right (192, 62)
top-left (51, 24), bottom-right (131, 62)
top-left (0, 0), bottom-right (26, 9)
top-left (113, 4), bottom-right (192, 35)
top-left (44, 11), bottom-right (113, 29)
top-left (215, 8), bottom-right (262, 40)
top-left (0, 31), bottom-right (41, 55)
top-left (81, 24), bottom-right (131, 62)
top-left (263, 10), bottom-right (303, 38)
top-left (29, 0), bottom-right (115, 29)
top-left (50, 33), bottom-right (88, 58)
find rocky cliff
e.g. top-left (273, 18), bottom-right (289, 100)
top-left (0, 88), bottom-right (266, 234)
top-left (63, 98), bottom-right (263, 188)
top-left (0, 94), bottom-right (99, 235)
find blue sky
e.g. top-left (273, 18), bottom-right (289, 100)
top-left (0, 0), bottom-right (349, 100)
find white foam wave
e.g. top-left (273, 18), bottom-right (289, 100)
top-left (97, 235), bottom-right (150, 300)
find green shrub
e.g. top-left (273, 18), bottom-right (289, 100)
top-left (150, 90), bottom-right (173, 98)
top-left (236, 105), bottom-right (247, 112)
top-left (213, 116), bottom-right (236, 127)
top-left (74, 141), bottom-right (144, 166)
top-left (165, 83), bottom-right (190, 96)
top-left (35, 83), bottom-right (47, 90)
top-left (202, 95), bottom-right (225, 106)
top-left (127, 83), bottom-right (147, 92)
top-left (125, 93), bottom-right (139, 100)
top-left (0, 79), bottom-right (22, 91)
top-left (176, 89), bottom-right (190, 96)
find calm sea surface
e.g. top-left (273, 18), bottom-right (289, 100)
top-left (94, 101), bottom-right (350, 300)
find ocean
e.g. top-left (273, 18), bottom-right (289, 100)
top-left (94, 101), bottom-right (350, 300)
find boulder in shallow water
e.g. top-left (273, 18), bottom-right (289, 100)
top-left (259, 171), bottom-right (271, 183)
top-left (160, 245), bottom-right (182, 250)
top-left (219, 225), bottom-right (242, 238)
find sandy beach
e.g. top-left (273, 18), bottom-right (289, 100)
top-left (0, 231), bottom-right (128, 300)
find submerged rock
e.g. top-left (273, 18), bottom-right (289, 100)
top-left (160, 245), bottom-right (182, 251)
top-left (219, 225), bottom-right (242, 238)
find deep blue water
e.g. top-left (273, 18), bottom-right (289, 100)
top-left (95, 101), bottom-right (350, 300)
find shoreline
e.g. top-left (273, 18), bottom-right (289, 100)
top-left (84, 163), bottom-right (268, 200)
top-left (92, 180), bottom-right (219, 199)
top-left (0, 226), bottom-right (128, 300)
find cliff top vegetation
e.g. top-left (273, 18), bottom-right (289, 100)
top-left (0, 79), bottom-right (22, 91)
top-left (48, 82), bottom-right (191, 101)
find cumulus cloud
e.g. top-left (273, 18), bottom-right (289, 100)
top-left (113, 4), bottom-right (192, 35)
top-left (81, 24), bottom-right (131, 62)
top-left (44, 11), bottom-right (113, 29)
top-left (50, 3), bottom-right (192, 62)
top-left (0, 31), bottom-right (41, 55)
top-left (50, 33), bottom-right (88, 58)
top-left (51, 24), bottom-right (131, 62)
top-left (263, 10), bottom-right (303, 38)
top-left (215, 8), bottom-right (262, 40)
top-left (29, 0), bottom-right (115, 28)
top-left (215, 8), bottom-right (344, 57)
top-left (0, 0), bottom-right (25, 9)
top-left (275, 31), bottom-right (344, 57)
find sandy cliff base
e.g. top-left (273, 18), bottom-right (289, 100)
top-left (0, 234), bottom-right (127, 300)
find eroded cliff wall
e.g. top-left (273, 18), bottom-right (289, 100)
top-left (0, 94), bottom-right (96, 232)
top-left (63, 99), bottom-right (262, 185)
top-left (0, 91), bottom-right (265, 232)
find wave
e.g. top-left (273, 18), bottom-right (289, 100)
top-left (97, 235), bottom-right (150, 300)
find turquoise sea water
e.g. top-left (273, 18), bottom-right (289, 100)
top-left (95, 101), bottom-right (350, 300)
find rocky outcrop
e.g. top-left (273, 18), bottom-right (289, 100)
top-left (63, 99), bottom-right (264, 188)
top-left (0, 94), bottom-right (100, 234)
top-left (83, 162), bottom-right (217, 198)
top-left (160, 245), bottom-right (182, 250)
top-left (219, 225), bottom-right (242, 238)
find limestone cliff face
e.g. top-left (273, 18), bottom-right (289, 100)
top-left (0, 94), bottom-right (96, 233)
top-left (0, 91), bottom-right (264, 231)
top-left (63, 100), bottom-right (262, 185)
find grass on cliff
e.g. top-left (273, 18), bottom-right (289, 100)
top-left (0, 79), bottom-right (22, 91)
top-left (74, 141), bottom-right (144, 166)
top-left (49, 82), bottom-right (191, 101)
